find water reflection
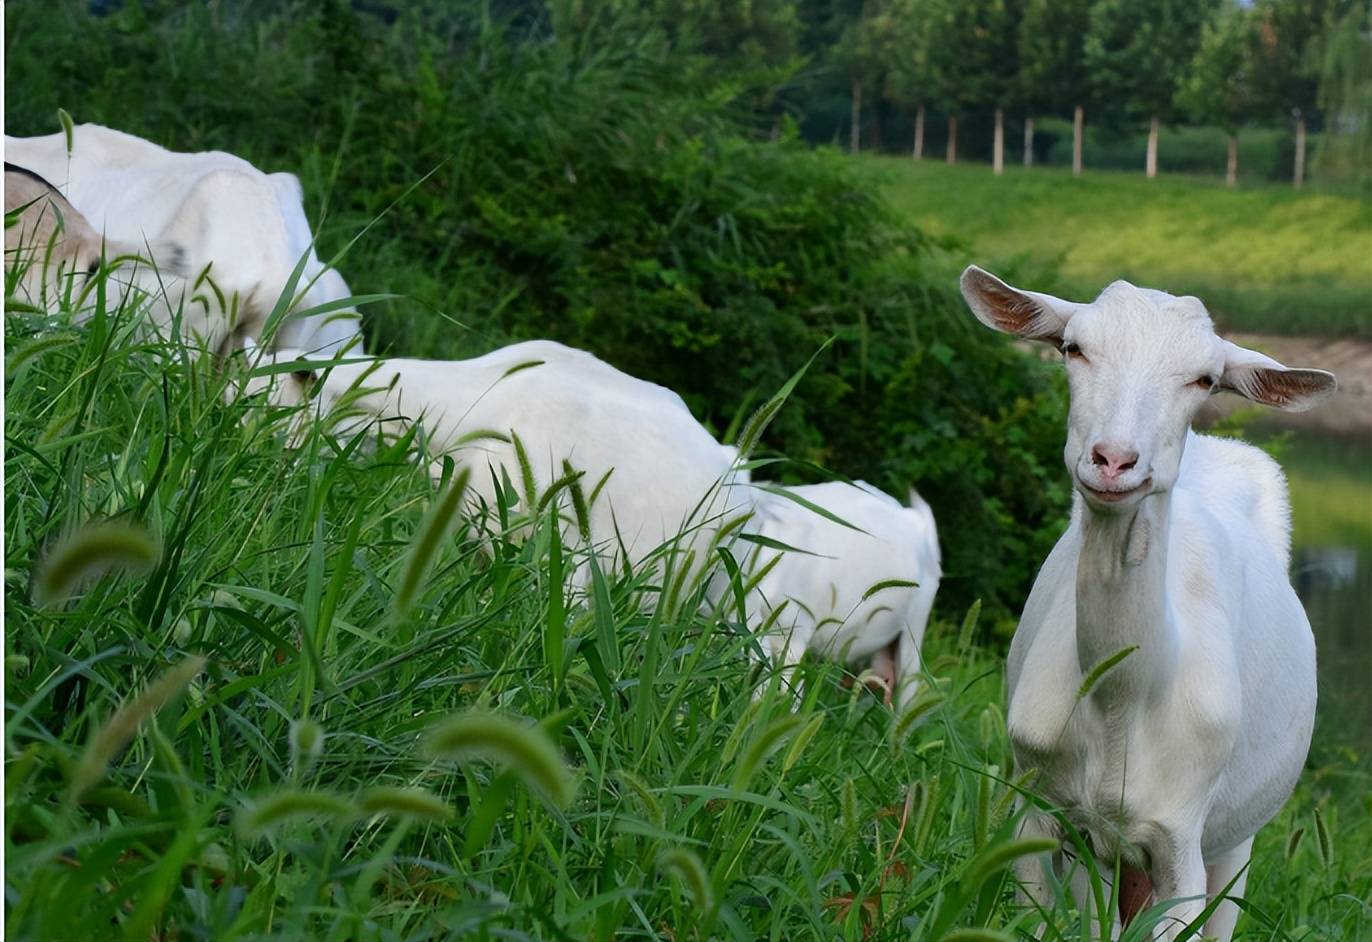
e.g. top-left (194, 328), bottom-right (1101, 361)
top-left (1280, 432), bottom-right (1372, 754)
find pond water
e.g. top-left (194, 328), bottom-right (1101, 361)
top-left (1277, 430), bottom-right (1372, 755)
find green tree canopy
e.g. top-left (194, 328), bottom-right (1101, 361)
top-left (1085, 0), bottom-right (1221, 125)
top-left (1249, 0), bottom-right (1351, 120)
top-left (923, 0), bottom-right (1021, 115)
top-left (1178, 1), bottom-right (1258, 134)
top-left (555, 0), bottom-right (804, 86)
top-left (1017, 0), bottom-right (1093, 116)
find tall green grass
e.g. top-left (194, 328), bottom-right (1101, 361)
top-left (868, 158), bottom-right (1372, 339)
top-left (5, 265), bottom-right (1369, 940)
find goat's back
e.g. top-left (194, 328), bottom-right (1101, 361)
top-left (316, 341), bottom-right (742, 570)
top-left (1177, 432), bottom-right (1292, 570)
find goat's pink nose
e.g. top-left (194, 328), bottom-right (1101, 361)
top-left (1090, 443), bottom-right (1139, 480)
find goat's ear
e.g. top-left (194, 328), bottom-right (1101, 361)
top-left (959, 265), bottom-right (1078, 344)
top-left (1219, 340), bottom-right (1337, 413)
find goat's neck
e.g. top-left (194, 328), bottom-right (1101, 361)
top-left (1075, 491), bottom-right (1175, 701)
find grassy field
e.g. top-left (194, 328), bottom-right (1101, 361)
top-left (866, 158), bottom-right (1372, 339)
top-left (5, 276), bottom-right (1371, 940)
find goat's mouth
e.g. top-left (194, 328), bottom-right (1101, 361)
top-left (1079, 477), bottom-right (1153, 504)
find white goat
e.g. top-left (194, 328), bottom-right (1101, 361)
top-left (5, 163), bottom-right (185, 313)
top-left (960, 265), bottom-right (1335, 940)
top-left (5, 124), bottom-right (361, 356)
top-left (728, 481), bottom-right (941, 708)
top-left (239, 339), bottom-right (748, 585)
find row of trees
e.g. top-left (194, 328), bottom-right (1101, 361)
top-left (571, 0), bottom-right (1367, 188)
top-left (830, 0), bottom-right (1366, 187)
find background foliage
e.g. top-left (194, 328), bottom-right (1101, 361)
top-left (5, 0), bottom-right (1072, 625)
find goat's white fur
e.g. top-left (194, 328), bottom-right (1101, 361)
top-left (959, 265), bottom-right (1333, 940)
top-left (728, 481), bottom-right (941, 708)
top-left (240, 339), bottom-right (747, 585)
top-left (5, 124), bottom-right (361, 356)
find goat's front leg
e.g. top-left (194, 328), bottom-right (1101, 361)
top-left (1147, 835), bottom-right (1208, 941)
top-left (1013, 806), bottom-right (1060, 910)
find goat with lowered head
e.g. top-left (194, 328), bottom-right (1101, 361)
top-left (237, 339), bottom-right (748, 590)
top-left (721, 480), bottom-right (941, 709)
top-left (960, 266), bottom-right (1334, 941)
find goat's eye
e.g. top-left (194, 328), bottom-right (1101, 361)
top-left (1062, 342), bottom-right (1084, 359)
top-left (291, 369), bottom-right (317, 386)
top-left (85, 260), bottom-right (99, 280)
top-left (1191, 375), bottom-right (1216, 391)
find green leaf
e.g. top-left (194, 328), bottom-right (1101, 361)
top-left (391, 469), bottom-right (470, 620)
top-left (957, 598), bottom-right (982, 650)
top-left (658, 847), bottom-right (714, 912)
top-left (58, 108), bottom-right (75, 153)
top-left (500, 359), bottom-right (545, 379)
top-left (735, 338), bottom-right (833, 459)
top-left (34, 520), bottom-right (161, 606)
top-left (962, 836), bottom-right (1059, 889)
top-left (424, 711), bottom-right (574, 808)
top-left (358, 786), bottom-right (454, 822)
top-left (1076, 645), bottom-right (1139, 700)
top-left (236, 789), bottom-right (358, 837)
top-left (69, 655), bottom-right (205, 800)
top-left (861, 578), bottom-right (920, 602)
top-left (731, 714), bottom-right (805, 791)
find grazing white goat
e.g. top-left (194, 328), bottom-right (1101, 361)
top-left (5, 163), bottom-right (185, 313)
top-left (5, 124), bottom-right (361, 356)
top-left (959, 265), bottom-right (1335, 940)
top-left (725, 480), bottom-right (941, 708)
top-left (239, 339), bottom-right (748, 584)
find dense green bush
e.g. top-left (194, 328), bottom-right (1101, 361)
top-left (5, 0), bottom-right (1069, 624)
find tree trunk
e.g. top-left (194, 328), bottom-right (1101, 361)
top-left (1226, 133), bottom-right (1238, 187)
top-left (993, 107), bottom-right (1005, 175)
top-left (1293, 111), bottom-right (1306, 189)
top-left (850, 77), bottom-right (862, 155)
top-left (1146, 115), bottom-right (1160, 178)
top-left (913, 104), bottom-right (925, 160)
top-left (1073, 105), bottom-right (1084, 176)
top-left (946, 115), bottom-right (958, 165)
top-left (1024, 116), bottom-right (1035, 167)
top-left (871, 105), bottom-right (883, 152)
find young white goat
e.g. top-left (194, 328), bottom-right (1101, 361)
top-left (725, 480), bottom-right (941, 708)
top-left (960, 266), bottom-right (1335, 941)
top-left (239, 339), bottom-right (748, 585)
top-left (5, 163), bottom-right (185, 314)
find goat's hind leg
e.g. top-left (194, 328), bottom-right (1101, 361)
top-left (1202, 836), bottom-right (1253, 942)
